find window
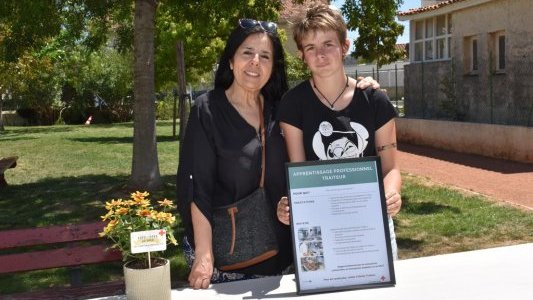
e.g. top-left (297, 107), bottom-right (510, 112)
top-left (436, 15), bottom-right (446, 36)
top-left (411, 14), bottom-right (452, 62)
top-left (448, 37), bottom-right (452, 55)
top-left (414, 42), bottom-right (423, 61)
top-left (425, 41), bottom-right (434, 60)
top-left (490, 31), bottom-right (506, 72)
top-left (471, 38), bottom-right (478, 71)
top-left (425, 18), bottom-right (434, 38)
top-left (436, 38), bottom-right (446, 59)
top-left (498, 35), bottom-right (505, 70)
top-left (415, 20), bottom-right (424, 40)
top-left (447, 14), bottom-right (452, 35)
top-left (464, 35), bottom-right (479, 74)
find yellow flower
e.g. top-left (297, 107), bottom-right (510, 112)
top-left (101, 219), bottom-right (119, 235)
top-left (138, 209), bottom-right (152, 217)
top-left (99, 191), bottom-right (178, 261)
top-left (139, 199), bottom-right (150, 208)
top-left (154, 212), bottom-right (176, 224)
top-left (157, 199), bottom-right (174, 208)
top-left (101, 210), bottom-right (114, 221)
top-left (131, 191), bottom-right (149, 201)
top-left (104, 199), bottom-right (124, 210)
top-left (116, 207), bottom-right (129, 215)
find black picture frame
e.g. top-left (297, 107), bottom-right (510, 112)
top-left (285, 157), bottom-right (395, 295)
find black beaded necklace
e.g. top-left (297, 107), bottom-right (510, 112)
top-left (313, 75), bottom-right (349, 110)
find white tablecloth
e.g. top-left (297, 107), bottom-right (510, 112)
top-left (96, 243), bottom-right (533, 300)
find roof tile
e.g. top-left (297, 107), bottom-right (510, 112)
top-left (397, 0), bottom-right (468, 16)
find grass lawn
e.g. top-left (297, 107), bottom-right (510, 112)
top-left (0, 122), bottom-right (531, 295)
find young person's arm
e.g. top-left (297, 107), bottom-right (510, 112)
top-left (375, 119), bottom-right (402, 217)
top-left (280, 122), bottom-right (306, 162)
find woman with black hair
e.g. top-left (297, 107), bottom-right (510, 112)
top-left (177, 19), bottom-right (292, 289)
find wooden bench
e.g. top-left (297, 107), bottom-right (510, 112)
top-left (0, 156), bottom-right (18, 187)
top-left (0, 222), bottom-right (124, 299)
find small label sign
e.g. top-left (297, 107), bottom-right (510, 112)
top-left (130, 229), bottom-right (167, 254)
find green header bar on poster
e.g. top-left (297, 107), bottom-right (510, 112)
top-left (287, 161), bottom-right (378, 189)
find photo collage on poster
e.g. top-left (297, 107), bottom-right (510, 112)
top-left (297, 226), bottom-right (325, 272)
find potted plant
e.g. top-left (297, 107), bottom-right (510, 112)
top-left (100, 191), bottom-right (177, 300)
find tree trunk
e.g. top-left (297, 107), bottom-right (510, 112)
top-left (176, 41), bottom-right (189, 144)
top-left (129, 0), bottom-right (162, 191)
top-left (0, 97), bottom-right (4, 132)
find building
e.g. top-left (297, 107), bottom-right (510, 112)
top-left (398, 0), bottom-right (533, 126)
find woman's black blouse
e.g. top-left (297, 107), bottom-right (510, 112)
top-left (177, 88), bottom-right (292, 275)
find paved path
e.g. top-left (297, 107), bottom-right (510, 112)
top-left (397, 143), bottom-right (533, 210)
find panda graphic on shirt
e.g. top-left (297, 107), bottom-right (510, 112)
top-left (312, 121), bottom-right (369, 160)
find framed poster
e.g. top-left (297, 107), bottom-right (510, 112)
top-left (285, 157), bottom-right (395, 295)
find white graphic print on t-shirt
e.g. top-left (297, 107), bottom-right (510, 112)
top-left (312, 121), bottom-right (369, 160)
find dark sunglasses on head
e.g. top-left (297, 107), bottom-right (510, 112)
top-left (238, 18), bottom-right (277, 33)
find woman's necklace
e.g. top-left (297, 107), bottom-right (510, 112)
top-left (313, 75), bottom-right (349, 110)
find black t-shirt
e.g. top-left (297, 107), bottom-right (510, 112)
top-left (278, 80), bottom-right (397, 161)
top-left (177, 88), bottom-right (292, 275)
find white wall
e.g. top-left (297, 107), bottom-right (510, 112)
top-left (396, 118), bottom-right (533, 163)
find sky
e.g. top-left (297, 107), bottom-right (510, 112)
top-left (331, 0), bottom-right (421, 47)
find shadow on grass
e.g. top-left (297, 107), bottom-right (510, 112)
top-left (401, 196), bottom-right (461, 215)
top-left (404, 201), bottom-right (461, 215)
top-left (3, 126), bottom-right (76, 134)
top-left (0, 174), bottom-right (178, 230)
top-left (0, 135), bottom-right (38, 142)
top-left (397, 237), bottom-right (424, 252)
top-left (90, 120), bottom-right (176, 128)
top-left (92, 122), bottom-right (134, 128)
top-left (67, 135), bottom-right (178, 144)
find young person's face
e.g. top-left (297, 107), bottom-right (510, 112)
top-left (298, 30), bottom-right (349, 77)
top-left (230, 33), bottom-right (274, 93)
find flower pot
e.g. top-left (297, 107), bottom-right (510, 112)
top-left (123, 258), bottom-right (171, 300)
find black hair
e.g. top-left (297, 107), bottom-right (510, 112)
top-left (214, 23), bottom-right (288, 103)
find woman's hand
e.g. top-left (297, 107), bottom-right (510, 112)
top-left (188, 253), bottom-right (213, 289)
top-left (385, 190), bottom-right (402, 217)
top-left (356, 76), bottom-right (380, 90)
top-left (277, 196), bottom-right (291, 225)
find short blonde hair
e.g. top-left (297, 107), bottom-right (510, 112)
top-left (292, 4), bottom-right (347, 51)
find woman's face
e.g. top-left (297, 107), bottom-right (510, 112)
top-left (299, 30), bottom-right (348, 78)
top-left (230, 33), bottom-right (274, 93)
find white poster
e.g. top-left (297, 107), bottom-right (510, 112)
top-left (286, 157), bottom-right (395, 294)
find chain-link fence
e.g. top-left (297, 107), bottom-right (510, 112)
top-left (346, 62), bottom-right (405, 116)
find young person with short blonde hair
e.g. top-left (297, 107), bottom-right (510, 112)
top-left (277, 4), bottom-right (402, 259)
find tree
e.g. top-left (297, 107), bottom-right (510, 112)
top-left (130, 0), bottom-right (161, 190)
top-left (342, 0), bottom-right (404, 67)
top-left (128, 0), bottom-right (285, 190)
top-left (0, 0), bottom-right (292, 189)
top-left (154, 1), bottom-right (283, 87)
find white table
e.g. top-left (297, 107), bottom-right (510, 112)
top-left (96, 243), bottom-right (533, 300)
